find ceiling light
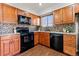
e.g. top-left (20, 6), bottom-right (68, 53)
top-left (39, 3), bottom-right (42, 6)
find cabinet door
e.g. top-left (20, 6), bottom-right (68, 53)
top-left (13, 35), bottom-right (20, 54)
top-left (39, 32), bottom-right (45, 45)
top-left (31, 15), bottom-right (37, 25)
top-left (3, 4), bottom-right (17, 24)
top-left (17, 9), bottom-right (25, 16)
top-left (31, 15), bottom-right (35, 25)
top-left (44, 32), bottom-right (50, 47)
top-left (63, 34), bottom-right (76, 56)
top-left (75, 4), bottom-right (79, 13)
top-left (1, 40), bottom-right (10, 56)
top-left (10, 7), bottom-right (17, 24)
top-left (26, 13), bottom-right (40, 26)
top-left (0, 4), bottom-right (2, 23)
top-left (9, 39), bottom-right (14, 55)
top-left (53, 9), bottom-right (63, 25)
top-left (64, 45), bottom-right (76, 56)
top-left (1, 36), bottom-right (11, 56)
top-left (3, 4), bottom-right (12, 23)
top-left (34, 32), bottom-right (39, 45)
top-left (36, 16), bottom-right (40, 26)
top-left (62, 5), bottom-right (75, 24)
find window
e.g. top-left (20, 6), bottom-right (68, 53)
top-left (47, 15), bottom-right (53, 27)
top-left (41, 16), bottom-right (48, 27)
top-left (41, 15), bottom-right (53, 27)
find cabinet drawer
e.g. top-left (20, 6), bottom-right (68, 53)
top-left (75, 4), bottom-right (79, 13)
top-left (1, 36), bottom-right (11, 40)
top-left (12, 35), bottom-right (20, 40)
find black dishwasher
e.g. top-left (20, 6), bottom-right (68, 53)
top-left (50, 33), bottom-right (63, 52)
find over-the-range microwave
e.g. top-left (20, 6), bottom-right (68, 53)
top-left (18, 15), bottom-right (31, 25)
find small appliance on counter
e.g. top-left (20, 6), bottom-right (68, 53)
top-left (16, 27), bottom-right (34, 53)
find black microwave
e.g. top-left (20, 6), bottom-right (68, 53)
top-left (18, 15), bottom-right (31, 25)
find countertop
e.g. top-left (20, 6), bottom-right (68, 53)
top-left (0, 31), bottom-right (77, 36)
top-left (0, 33), bottom-right (20, 36)
top-left (34, 31), bottom-right (77, 35)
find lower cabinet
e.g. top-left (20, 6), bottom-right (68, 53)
top-left (63, 34), bottom-right (76, 56)
top-left (34, 32), bottom-right (50, 47)
top-left (12, 34), bottom-right (20, 55)
top-left (34, 32), bottom-right (39, 45)
top-left (39, 32), bottom-right (45, 45)
top-left (0, 34), bottom-right (20, 56)
top-left (44, 33), bottom-right (50, 47)
top-left (0, 36), bottom-right (11, 56)
top-left (10, 39), bottom-right (15, 55)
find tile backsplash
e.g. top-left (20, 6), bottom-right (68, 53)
top-left (0, 23), bottom-right (16, 34)
top-left (0, 23), bottom-right (76, 34)
top-left (40, 24), bottom-right (76, 33)
top-left (0, 23), bottom-right (37, 34)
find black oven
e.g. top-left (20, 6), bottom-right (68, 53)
top-left (16, 27), bottom-right (34, 52)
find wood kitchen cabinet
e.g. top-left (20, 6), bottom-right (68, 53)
top-left (0, 3), bottom-right (40, 24)
top-left (31, 15), bottom-right (40, 26)
top-left (75, 4), bottom-right (79, 13)
top-left (3, 4), bottom-right (17, 24)
top-left (53, 9), bottom-right (63, 25)
top-left (39, 32), bottom-right (45, 45)
top-left (26, 13), bottom-right (32, 17)
top-left (0, 4), bottom-right (2, 23)
top-left (34, 32), bottom-right (50, 47)
top-left (26, 13), bottom-right (40, 26)
top-left (0, 36), bottom-right (11, 56)
top-left (39, 32), bottom-right (50, 47)
top-left (17, 9), bottom-right (26, 16)
top-left (63, 34), bottom-right (76, 56)
top-left (62, 5), bottom-right (75, 24)
top-left (53, 4), bottom-right (75, 24)
top-left (34, 32), bottom-right (39, 45)
top-left (0, 34), bottom-right (20, 56)
top-left (31, 15), bottom-right (36, 25)
top-left (44, 32), bottom-right (50, 47)
top-left (12, 34), bottom-right (20, 55)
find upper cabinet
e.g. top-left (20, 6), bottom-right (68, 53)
top-left (26, 13), bottom-right (40, 26)
top-left (62, 5), bottom-right (75, 24)
top-left (75, 4), bottom-right (79, 13)
top-left (17, 9), bottom-right (25, 16)
top-left (26, 13), bottom-right (32, 17)
top-left (0, 3), bottom-right (41, 25)
top-left (53, 5), bottom-right (75, 25)
top-left (3, 4), bottom-right (17, 24)
top-left (53, 9), bottom-right (63, 25)
top-left (31, 15), bottom-right (40, 26)
top-left (0, 4), bottom-right (2, 23)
